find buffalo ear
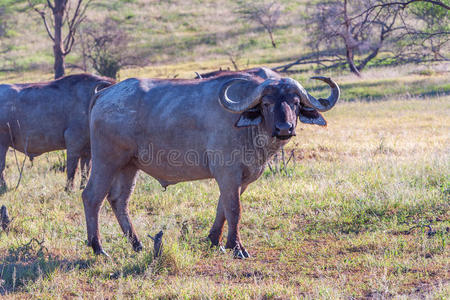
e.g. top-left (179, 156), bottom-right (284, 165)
top-left (298, 107), bottom-right (327, 126)
top-left (235, 108), bottom-right (262, 127)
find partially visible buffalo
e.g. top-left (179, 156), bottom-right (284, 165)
top-left (196, 67), bottom-right (280, 80)
top-left (82, 68), bottom-right (339, 257)
top-left (0, 74), bottom-right (115, 191)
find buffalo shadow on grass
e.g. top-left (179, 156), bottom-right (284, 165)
top-left (0, 238), bottom-right (93, 295)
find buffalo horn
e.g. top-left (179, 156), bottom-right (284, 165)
top-left (218, 78), bottom-right (274, 113)
top-left (284, 77), bottom-right (340, 112)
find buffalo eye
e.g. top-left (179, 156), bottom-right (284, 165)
top-left (262, 98), bottom-right (273, 108)
top-left (287, 96), bottom-right (300, 110)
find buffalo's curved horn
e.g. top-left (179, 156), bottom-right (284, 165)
top-left (94, 85), bottom-right (102, 94)
top-left (94, 81), bottom-right (113, 94)
top-left (284, 77), bottom-right (340, 112)
top-left (218, 78), bottom-right (275, 113)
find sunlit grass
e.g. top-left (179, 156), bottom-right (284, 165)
top-left (1, 0), bottom-right (449, 296)
top-left (0, 0), bottom-right (307, 77)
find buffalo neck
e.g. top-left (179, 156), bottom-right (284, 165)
top-left (243, 125), bottom-right (288, 168)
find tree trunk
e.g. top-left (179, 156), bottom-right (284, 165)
top-left (53, 44), bottom-right (65, 79)
top-left (346, 46), bottom-right (361, 77)
top-left (268, 30), bottom-right (276, 48)
top-left (53, 0), bottom-right (67, 79)
top-left (358, 29), bottom-right (386, 72)
top-left (343, 0), bottom-right (361, 77)
top-left (357, 46), bottom-right (380, 71)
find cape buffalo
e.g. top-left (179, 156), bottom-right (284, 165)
top-left (0, 74), bottom-right (115, 192)
top-left (195, 67), bottom-right (279, 80)
top-left (83, 69), bottom-right (339, 257)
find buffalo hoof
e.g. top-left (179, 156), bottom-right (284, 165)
top-left (207, 233), bottom-right (222, 248)
top-left (242, 249), bottom-right (250, 258)
top-left (132, 240), bottom-right (143, 252)
top-left (95, 249), bottom-right (110, 258)
top-left (219, 245), bottom-right (226, 254)
top-left (91, 237), bottom-right (109, 257)
top-left (233, 247), bottom-right (250, 259)
top-left (233, 249), bottom-right (245, 259)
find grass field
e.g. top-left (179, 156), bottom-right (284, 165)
top-left (0, 0), bottom-right (306, 75)
top-left (0, 0), bottom-right (449, 297)
top-left (0, 63), bottom-right (448, 298)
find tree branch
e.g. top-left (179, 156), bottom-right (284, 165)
top-left (28, 0), bottom-right (55, 41)
top-left (46, 0), bottom-right (54, 11)
top-left (63, 0), bottom-right (91, 55)
top-left (273, 56), bottom-right (345, 72)
top-left (352, 0), bottom-right (449, 22)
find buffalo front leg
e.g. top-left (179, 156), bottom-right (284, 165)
top-left (0, 143), bottom-right (8, 193)
top-left (79, 155), bottom-right (91, 190)
top-left (216, 176), bottom-right (249, 259)
top-left (65, 153), bottom-right (80, 192)
top-left (208, 195), bottom-right (226, 247)
top-left (107, 164), bottom-right (142, 252)
top-left (64, 128), bottom-right (89, 192)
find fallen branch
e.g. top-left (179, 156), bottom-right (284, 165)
top-left (407, 224), bottom-right (436, 237)
top-left (148, 230), bottom-right (164, 258)
top-left (273, 57), bottom-right (345, 72)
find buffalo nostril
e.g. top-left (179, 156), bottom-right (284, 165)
top-left (275, 123), bottom-right (293, 136)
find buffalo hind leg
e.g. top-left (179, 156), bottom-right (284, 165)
top-left (0, 142), bottom-right (8, 193)
top-left (107, 164), bottom-right (142, 252)
top-left (82, 164), bottom-right (118, 256)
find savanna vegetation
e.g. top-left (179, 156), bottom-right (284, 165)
top-left (0, 0), bottom-right (449, 298)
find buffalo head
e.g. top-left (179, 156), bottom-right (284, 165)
top-left (218, 76), bottom-right (340, 140)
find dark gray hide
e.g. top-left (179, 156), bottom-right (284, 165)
top-left (0, 74), bottom-right (115, 191)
